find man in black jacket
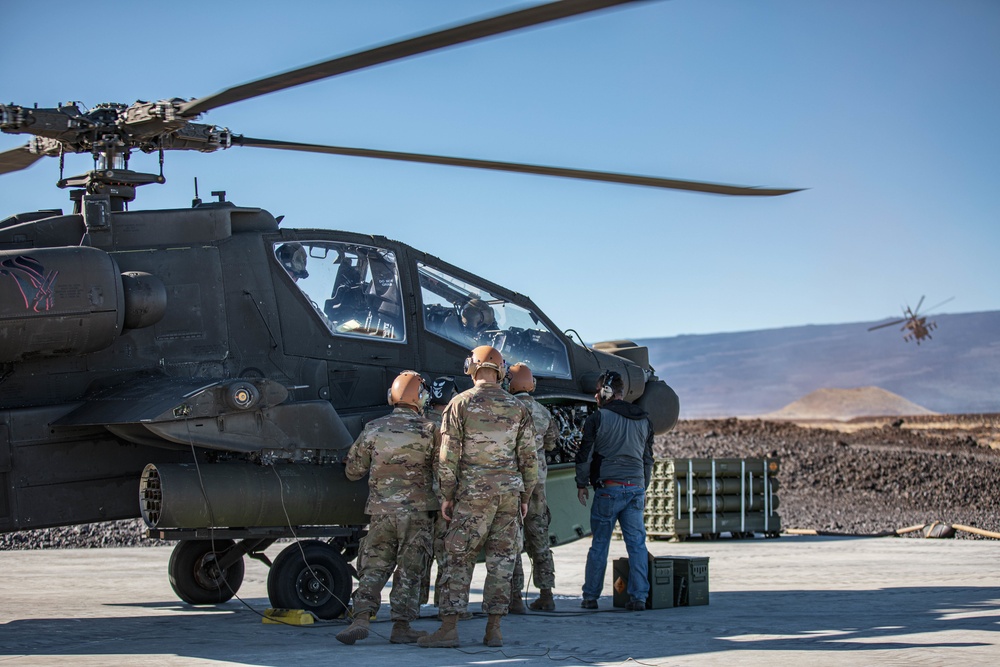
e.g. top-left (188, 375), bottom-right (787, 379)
top-left (575, 371), bottom-right (654, 611)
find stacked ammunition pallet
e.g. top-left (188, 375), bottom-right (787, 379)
top-left (643, 458), bottom-right (781, 540)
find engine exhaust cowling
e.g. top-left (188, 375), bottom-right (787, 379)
top-left (0, 246), bottom-right (124, 362)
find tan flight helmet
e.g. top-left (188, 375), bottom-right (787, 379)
top-left (387, 370), bottom-right (429, 411)
top-left (461, 298), bottom-right (495, 332)
top-left (464, 345), bottom-right (506, 382)
top-left (276, 243), bottom-right (309, 280)
top-left (507, 363), bottom-right (536, 394)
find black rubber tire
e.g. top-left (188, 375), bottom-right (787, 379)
top-left (168, 539), bottom-right (245, 605)
top-left (267, 540), bottom-right (353, 619)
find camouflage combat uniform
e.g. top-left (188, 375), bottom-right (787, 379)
top-left (417, 403), bottom-right (449, 606)
top-left (512, 392), bottom-right (559, 592)
top-left (344, 405), bottom-right (440, 621)
top-left (435, 382), bottom-right (538, 616)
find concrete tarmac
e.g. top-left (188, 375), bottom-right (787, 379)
top-left (1, 535), bottom-right (998, 666)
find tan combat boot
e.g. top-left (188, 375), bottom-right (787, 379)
top-left (390, 620), bottom-right (427, 644)
top-left (509, 589), bottom-right (527, 614)
top-left (528, 588), bottom-right (555, 611)
top-left (483, 613), bottom-right (503, 647)
top-left (417, 613), bottom-right (460, 648)
top-left (335, 615), bottom-right (370, 645)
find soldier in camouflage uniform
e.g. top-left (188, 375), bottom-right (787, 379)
top-left (337, 371), bottom-right (439, 646)
top-left (417, 376), bottom-right (458, 608)
top-left (506, 363), bottom-right (560, 613)
top-left (418, 346), bottom-right (538, 649)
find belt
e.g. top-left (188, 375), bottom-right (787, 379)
top-left (603, 480), bottom-right (637, 487)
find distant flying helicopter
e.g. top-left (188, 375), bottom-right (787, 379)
top-left (868, 296), bottom-right (954, 344)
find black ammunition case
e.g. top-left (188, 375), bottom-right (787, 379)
top-left (669, 556), bottom-right (710, 606)
top-left (612, 554), bottom-right (675, 609)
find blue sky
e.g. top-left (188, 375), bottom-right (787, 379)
top-left (1, 0), bottom-right (997, 342)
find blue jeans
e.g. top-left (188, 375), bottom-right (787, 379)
top-left (583, 485), bottom-right (649, 602)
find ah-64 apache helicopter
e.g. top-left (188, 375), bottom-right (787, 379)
top-left (867, 295), bottom-right (955, 345)
top-left (0, 0), bottom-right (799, 618)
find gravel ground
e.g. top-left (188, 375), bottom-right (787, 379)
top-left (2, 416), bottom-right (997, 549)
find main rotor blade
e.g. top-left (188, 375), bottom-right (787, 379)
top-left (914, 295), bottom-right (926, 313)
top-left (924, 296), bottom-right (955, 313)
top-left (868, 319), bottom-right (907, 331)
top-left (179, 0), bottom-right (648, 118)
top-left (234, 136), bottom-right (803, 196)
top-left (0, 143), bottom-right (45, 175)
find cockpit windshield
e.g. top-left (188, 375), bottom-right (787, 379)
top-left (418, 262), bottom-right (570, 378)
top-left (273, 241), bottom-right (405, 342)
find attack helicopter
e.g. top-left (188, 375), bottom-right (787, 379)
top-left (0, 0), bottom-right (800, 618)
top-left (867, 296), bottom-right (954, 345)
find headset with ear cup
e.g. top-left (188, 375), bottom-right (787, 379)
top-left (597, 370), bottom-right (621, 402)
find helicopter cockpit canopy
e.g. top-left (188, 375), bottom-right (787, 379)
top-left (418, 262), bottom-right (570, 378)
top-left (273, 240), bottom-right (405, 342)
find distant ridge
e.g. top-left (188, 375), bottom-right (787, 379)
top-left (635, 310), bottom-right (1000, 418)
top-left (762, 386), bottom-right (935, 421)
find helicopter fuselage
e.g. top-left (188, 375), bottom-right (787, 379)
top-left (0, 199), bottom-right (670, 536)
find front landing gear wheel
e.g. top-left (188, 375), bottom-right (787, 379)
top-left (168, 539), bottom-right (245, 605)
top-left (267, 540), bottom-right (353, 620)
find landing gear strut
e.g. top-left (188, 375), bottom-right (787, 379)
top-left (168, 539), bottom-right (246, 605)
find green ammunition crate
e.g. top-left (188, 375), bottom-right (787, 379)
top-left (668, 556), bottom-right (710, 606)
top-left (641, 457), bottom-right (782, 540)
top-left (612, 554), bottom-right (674, 609)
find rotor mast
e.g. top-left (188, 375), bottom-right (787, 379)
top-left (53, 102), bottom-right (171, 212)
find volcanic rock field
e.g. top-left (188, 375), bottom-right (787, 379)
top-left (3, 414), bottom-right (997, 549)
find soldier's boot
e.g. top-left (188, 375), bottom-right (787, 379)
top-left (335, 615), bottom-right (370, 645)
top-left (509, 590), bottom-right (527, 614)
top-left (483, 614), bottom-right (503, 647)
top-left (528, 588), bottom-right (555, 611)
top-left (417, 614), bottom-right (459, 648)
top-left (390, 620), bottom-right (427, 644)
